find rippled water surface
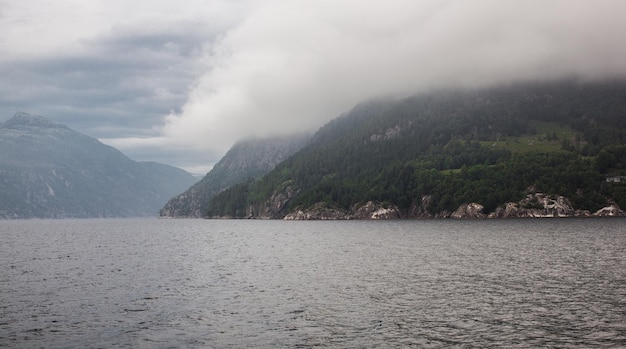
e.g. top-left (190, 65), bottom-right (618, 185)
top-left (1, 218), bottom-right (626, 348)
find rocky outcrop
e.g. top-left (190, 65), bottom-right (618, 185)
top-left (594, 204), bottom-right (625, 217)
top-left (279, 193), bottom-right (626, 220)
top-left (447, 195), bottom-right (625, 219)
top-left (370, 125), bottom-right (402, 142)
top-left (246, 181), bottom-right (300, 219)
top-left (487, 193), bottom-right (623, 218)
top-left (451, 203), bottom-right (485, 218)
top-left (284, 202), bottom-right (351, 220)
top-left (351, 201), bottom-right (402, 219)
top-left (283, 201), bottom-right (401, 220)
top-left (408, 195), bottom-right (434, 218)
top-left (217, 185), bottom-right (625, 220)
top-left (501, 194), bottom-right (579, 217)
top-left (490, 202), bottom-right (516, 218)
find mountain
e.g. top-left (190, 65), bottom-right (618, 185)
top-left (160, 134), bottom-right (310, 217)
top-left (0, 112), bottom-right (197, 218)
top-left (206, 80), bottom-right (626, 219)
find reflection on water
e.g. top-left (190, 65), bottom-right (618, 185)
top-left (1, 218), bottom-right (625, 348)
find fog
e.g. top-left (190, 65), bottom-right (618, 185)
top-left (2, 0), bottom-right (626, 173)
top-left (160, 0), bottom-right (626, 162)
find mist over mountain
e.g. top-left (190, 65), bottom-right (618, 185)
top-left (160, 134), bottom-right (310, 218)
top-left (205, 80), bottom-right (626, 219)
top-left (0, 112), bottom-right (197, 218)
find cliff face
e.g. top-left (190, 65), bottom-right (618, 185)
top-left (160, 134), bottom-right (310, 218)
top-left (0, 112), bottom-right (197, 218)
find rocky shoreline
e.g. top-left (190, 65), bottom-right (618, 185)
top-left (282, 193), bottom-right (624, 220)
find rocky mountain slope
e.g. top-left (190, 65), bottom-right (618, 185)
top-left (205, 80), bottom-right (626, 219)
top-left (0, 112), bottom-right (197, 218)
top-left (160, 134), bottom-right (310, 217)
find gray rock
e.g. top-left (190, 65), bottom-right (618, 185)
top-left (594, 204), bottom-right (625, 217)
top-left (451, 203), bottom-right (485, 218)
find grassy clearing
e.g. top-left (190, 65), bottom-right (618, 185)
top-left (480, 121), bottom-right (579, 154)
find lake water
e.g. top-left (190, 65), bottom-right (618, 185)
top-left (1, 218), bottom-right (625, 348)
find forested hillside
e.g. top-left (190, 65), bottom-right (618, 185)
top-left (206, 80), bottom-right (626, 219)
top-left (160, 134), bottom-right (310, 217)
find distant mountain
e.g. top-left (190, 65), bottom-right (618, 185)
top-left (160, 134), bottom-right (310, 217)
top-left (205, 80), bottom-right (626, 219)
top-left (0, 112), bottom-right (197, 218)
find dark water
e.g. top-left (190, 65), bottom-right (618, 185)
top-left (1, 218), bottom-right (625, 348)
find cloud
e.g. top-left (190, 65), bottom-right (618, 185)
top-left (2, 0), bottom-right (626, 174)
top-left (0, 1), bottom-right (248, 128)
top-left (160, 0), bottom-right (626, 156)
top-left (100, 135), bottom-right (219, 175)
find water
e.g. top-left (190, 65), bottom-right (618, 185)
top-left (1, 218), bottom-right (625, 348)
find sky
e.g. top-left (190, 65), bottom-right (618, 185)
top-left (2, 0), bottom-right (626, 175)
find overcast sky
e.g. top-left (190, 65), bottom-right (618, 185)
top-left (2, 0), bottom-right (626, 174)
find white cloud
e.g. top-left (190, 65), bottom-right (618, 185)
top-left (0, 0), bottom-right (248, 59)
top-left (2, 0), bottom-right (626, 172)
top-left (159, 0), bottom-right (626, 156)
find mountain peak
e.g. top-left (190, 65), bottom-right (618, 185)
top-left (0, 112), bottom-right (198, 218)
top-left (3, 112), bottom-right (65, 130)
